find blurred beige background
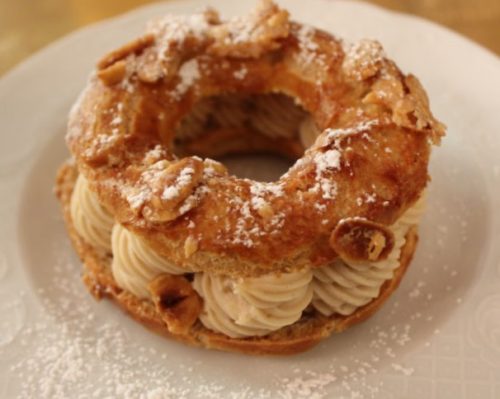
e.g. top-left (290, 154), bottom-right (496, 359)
top-left (0, 0), bottom-right (499, 76)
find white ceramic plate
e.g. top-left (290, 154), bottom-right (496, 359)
top-left (1, 0), bottom-right (500, 397)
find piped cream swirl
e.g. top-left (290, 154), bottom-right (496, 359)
top-left (111, 224), bottom-right (186, 299)
top-left (72, 170), bottom-right (427, 336)
top-left (70, 174), bottom-right (114, 252)
top-left (193, 269), bottom-right (313, 338)
top-left (312, 194), bottom-right (426, 316)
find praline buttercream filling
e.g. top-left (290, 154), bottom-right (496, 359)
top-left (111, 224), bottom-right (186, 299)
top-left (71, 174), bottom-right (424, 338)
top-left (70, 174), bottom-right (114, 252)
top-left (311, 195), bottom-right (425, 317)
top-left (192, 268), bottom-right (313, 338)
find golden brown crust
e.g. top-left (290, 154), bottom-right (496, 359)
top-left (64, 0), bottom-right (444, 278)
top-left (56, 162), bottom-right (417, 355)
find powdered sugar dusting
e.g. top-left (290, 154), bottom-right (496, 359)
top-left (364, 192), bottom-right (377, 204)
top-left (150, 13), bottom-right (210, 43)
top-left (342, 39), bottom-right (386, 80)
top-left (144, 144), bottom-right (166, 163)
top-left (391, 363), bottom-right (414, 376)
top-left (162, 186), bottom-right (179, 201)
top-left (324, 119), bottom-right (379, 145)
top-left (224, 16), bottom-right (255, 44)
top-left (148, 12), bottom-right (211, 65)
top-left (233, 66), bottom-right (248, 80)
top-left (220, 181), bottom-right (286, 248)
top-left (124, 186), bottom-right (150, 210)
top-left (162, 167), bottom-right (195, 200)
top-left (121, 160), bottom-right (167, 210)
top-left (297, 25), bottom-right (319, 52)
top-left (232, 199), bottom-right (256, 248)
top-left (278, 371), bottom-right (336, 399)
top-left (119, 159), bottom-right (205, 215)
top-left (172, 59), bottom-right (200, 99)
top-left (305, 119), bottom-right (380, 202)
top-left (85, 130), bottom-right (120, 158)
top-left (343, 39), bottom-right (385, 64)
top-left (310, 150), bottom-right (341, 200)
top-left (316, 150), bottom-right (341, 171)
top-left (111, 115), bottom-right (122, 126)
top-left (7, 254), bottom-right (191, 399)
top-left (179, 184), bottom-right (209, 215)
top-left (273, 319), bottom-right (423, 399)
top-left (296, 24), bottom-right (325, 68)
top-left (249, 181), bottom-right (283, 211)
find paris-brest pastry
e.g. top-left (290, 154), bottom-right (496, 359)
top-left (56, 0), bottom-right (445, 354)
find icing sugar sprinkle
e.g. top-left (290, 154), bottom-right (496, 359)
top-left (296, 24), bottom-right (324, 67)
top-left (229, 197), bottom-right (256, 248)
top-left (325, 120), bottom-right (379, 144)
top-left (144, 145), bottom-right (165, 163)
top-left (344, 39), bottom-right (385, 62)
top-left (342, 39), bottom-right (386, 79)
top-left (120, 160), bottom-right (193, 211)
top-left (124, 187), bottom-right (150, 210)
top-left (310, 150), bottom-right (341, 200)
top-left (222, 181), bottom-right (286, 248)
top-left (173, 59), bottom-right (200, 99)
top-left (148, 13), bottom-right (210, 59)
top-left (162, 167), bottom-right (195, 200)
top-left (249, 181), bottom-right (283, 211)
top-left (297, 25), bottom-right (319, 52)
top-left (302, 120), bottom-right (379, 201)
top-left (233, 66), bottom-right (248, 80)
top-left (316, 150), bottom-right (341, 171)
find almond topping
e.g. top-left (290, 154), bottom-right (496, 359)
top-left (184, 236), bottom-right (199, 258)
top-left (97, 60), bottom-right (127, 86)
top-left (142, 157), bottom-right (205, 223)
top-left (97, 34), bottom-right (155, 69)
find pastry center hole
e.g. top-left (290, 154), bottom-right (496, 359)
top-left (217, 153), bottom-right (294, 182)
top-left (174, 92), bottom-right (319, 181)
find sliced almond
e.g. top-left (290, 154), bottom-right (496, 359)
top-left (142, 157), bottom-right (205, 223)
top-left (97, 60), bottom-right (127, 86)
top-left (184, 236), bottom-right (199, 258)
top-left (97, 34), bottom-right (155, 69)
